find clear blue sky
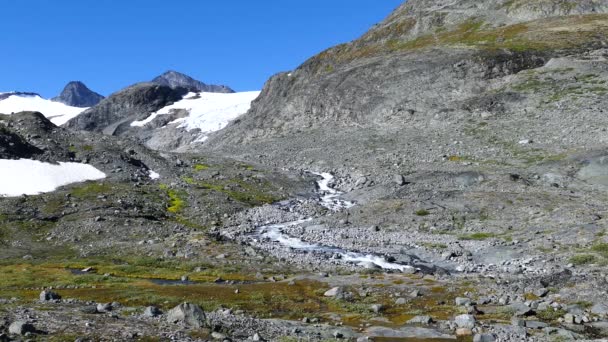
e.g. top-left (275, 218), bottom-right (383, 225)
top-left (0, 0), bottom-right (403, 98)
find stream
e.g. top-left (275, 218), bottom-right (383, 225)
top-left (252, 172), bottom-right (416, 273)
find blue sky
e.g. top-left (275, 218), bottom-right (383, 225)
top-left (0, 1), bottom-right (403, 98)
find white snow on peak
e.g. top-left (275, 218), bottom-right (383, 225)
top-left (131, 91), bottom-right (260, 141)
top-left (0, 159), bottom-right (106, 197)
top-left (0, 94), bottom-right (87, 126)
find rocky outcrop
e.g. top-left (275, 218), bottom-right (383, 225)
top-left (52, 81), bottom-right (104, 107)
top-left (151, 70), bottom-right (234, 93)
top-left (64, 83), bottom-right (187, 135)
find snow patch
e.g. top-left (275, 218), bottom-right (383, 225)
top-left (0, 159), bottom-right (106, 197)
top-left (131, 91), bottom-right (260, 141)
top-left (148, 170), bottom-right (160, 180)
top-left (0, 94), bottom-right (86, 126)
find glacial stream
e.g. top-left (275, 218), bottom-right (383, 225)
top-left (253, 172), bottom-right (416, 272)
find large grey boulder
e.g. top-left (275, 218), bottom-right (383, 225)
top-left (8, 321), bottom-right (35, 335)
top-left (166, 302), bottom-right (207, 328)
top-left (454, 314), bottom-right (476, 329)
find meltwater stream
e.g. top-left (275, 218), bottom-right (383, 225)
top-left (253, 172), bottom-right (415, 272)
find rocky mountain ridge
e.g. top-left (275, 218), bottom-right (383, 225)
top-left (151, 70), bottom-right (234, 93)
top-left (51, 81), bottom-right (104, 107)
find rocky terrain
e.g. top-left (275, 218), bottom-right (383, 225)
top-left (52, 81), bottom-right (104, 108)
top-left (2, 0), bottom-right (608, 341)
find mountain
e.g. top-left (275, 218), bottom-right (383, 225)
top-left (0, 92), bottom-right (86, 125)
top-left (52, 81), bottom-right (104, 107)
top-left (151, 70), bottom-right (235, 93)
top-left (63, 83), bottom-right (187, 134)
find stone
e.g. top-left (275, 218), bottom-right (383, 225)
top-left (211, 331), bottom-right (226, 340)
top-left (591, 303), bottom-right (608, 316)
top-left (455, 297), bottom-right (472, 306)
top-left (395, 297), bottom-right (407, 305)
top-left (166, 302), bottom-right (207, 328)
top-left (533, 288), bottom-right (549, 297)
top-left (252, 333), bottom-right (263, 341)
top-left (39, 290), bottom-right (61, 301)
top-left (564, 313), bottom-right (575, 324)
top-left (407, 315), bottom-right (433, 325)
top-left (456, 328), bottom-right (473, 336)
top-left (371, 304), bottom-right (384, 313)
top-left (96, 303), bottom-right (112, 313)
top-left (473, 334), bottom-right (496, 342)
top-left (393, 174), bottom-right (406, 186)
top-left (525, 321), bottom-right (548, 329)
top-left (8, 321), bottom-right (35, 335)
top-left (455, 314), bottom-right (476, 329)
top-left (324, 287), bottom-right (343, 297)
top-left (80, 305), bottom-right (98, 314)
top-left (144, 306), bottom-right (162, 317)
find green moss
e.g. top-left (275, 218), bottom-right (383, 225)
top-left (569, 254), bottom-right (596, 265)
top-left (194, 164), bottom-right (210, 171)
top-left (70, 182), bottom-right (111, 199)
top-left (591, 243), bottom-right (608, 258)
top-left (458, 232), bottom-right (496, 241)
top-left (166, 189), bottom-right (186, 213)
top-left (415, 209), bottom-right (430, 216)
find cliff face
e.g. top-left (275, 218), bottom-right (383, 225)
top-left (207, 0), bottom-right (608, 149)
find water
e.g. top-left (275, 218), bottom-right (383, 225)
top-left (253, 172), bottom-right (415, 273)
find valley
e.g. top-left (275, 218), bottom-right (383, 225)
top-left (2, 0), bottom-right (608, 341)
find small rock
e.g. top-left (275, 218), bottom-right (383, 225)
top-left (407, 315), bottom-right (433, 325)
top-left (324, 287), bottom-right (343, 297)
top-left (525, 321), bottom-right (548, 329)
top-left (144, 306), bottom-right (162, 317)
top-left (534, 288), bottom-right (549, 298)
top-left (455, 297), bottom-right (472, 306)
top-left (456, 328), bottom-right (472, 336)
top-left (211, 331), bottom-right (226, 340)
top-left (395, 298), bottom-right (407, 305)
top-left (370, 304), bottom-right (384, 313)
top-left (39, 290), bottom-right (61, 302)
top-left (96, 303), bottom-right (112, 313)
top-left (252, 333), bottom-right (263, 341)
top-left (393, 174), bottom-right (406, 186)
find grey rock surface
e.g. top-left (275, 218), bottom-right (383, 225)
top-left (166, 302), bottom-right (207, 328)
top-left (152, 70), bottom-right (234, 94)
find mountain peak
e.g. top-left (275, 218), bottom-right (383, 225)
top-left (151, 70), bottom-right (234, 93)
top-left (52, 81), bottom-right (104, 108)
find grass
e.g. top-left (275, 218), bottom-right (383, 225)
top-left (69, 182), bottom-right (111, 199)
top-left (184, 177), bottom-right (283, 207)
top-left (591, 243), bottom-right (608, 258)
top-left (311, 14), bottom-right (608, 72)
top-left (193, 164), bottom-right (210, 171)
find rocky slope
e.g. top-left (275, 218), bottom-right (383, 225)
top-left (3, 1), bottom-right (608, 341)
top-left (52, 81), bottom-right (104, 107)
top-left (152, 70), bottom-right (235, 93)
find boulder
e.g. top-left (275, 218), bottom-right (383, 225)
top-left (324, 287), bottom-right (343, 297)
top-left (166, 302), bottom-right (207, 328)
top-left (407, 315), bottom-right (433, 325)
top-left (39, 290), bottom-right (61, 302)
top-left (8, 321), bottom-right (35, 335)
top-left (454, 314), bottom-right (476, 329)
top-left (144, 306), bottom-right (163, 317)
